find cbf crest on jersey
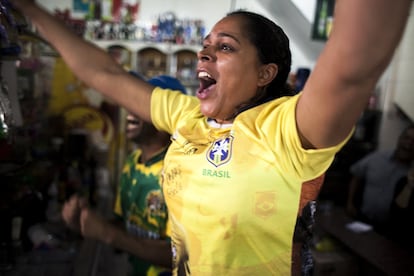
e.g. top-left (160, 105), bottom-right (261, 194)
top-left (207, 135), bottom-right (234, 167)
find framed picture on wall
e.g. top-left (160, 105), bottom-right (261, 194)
top-left (73, 0), bottom-right (90, 13)
top-left (312, 0), bottom-right (335, 41)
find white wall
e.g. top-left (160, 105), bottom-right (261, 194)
top-left (291, 0), bottom-right (316, 22)
top-left (376, 4), bottom-right (414, 150)
top-left (232, 0), bottom-right (317, 72)
top-left (392, 7), bottom-right (414, 123)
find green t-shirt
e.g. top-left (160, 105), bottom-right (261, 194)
top-left (114, 148), bottom-right (171, 276)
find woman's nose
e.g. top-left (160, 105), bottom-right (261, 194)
top-left (197, 47), bottom-right (214, 62)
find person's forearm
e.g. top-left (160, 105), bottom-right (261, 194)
top-left (104, 224), bottom-right (172, 268)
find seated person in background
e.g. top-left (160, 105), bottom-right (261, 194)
top-left (62, 75), bottom-right (187, 276)
top-left (346, 124), bottom-right (414, 235)
top-left (388, 163), bottom-right (414, 252)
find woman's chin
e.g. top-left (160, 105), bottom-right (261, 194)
top-left (199, 105), bottom-right (216, 119)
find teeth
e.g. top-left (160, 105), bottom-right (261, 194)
top-left (198, 71), bottom-right (212, 79)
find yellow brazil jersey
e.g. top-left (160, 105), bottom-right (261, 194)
top-left (151, 87), bottom-right (348, 275)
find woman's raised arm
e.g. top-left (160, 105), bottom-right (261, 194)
top-left (297, 0), bottom-right (412, 149)
top-left (13, 0), bottom-right (153, 122)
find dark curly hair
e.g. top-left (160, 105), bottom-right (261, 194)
top-left (226, 10), bottom-right (295, 104)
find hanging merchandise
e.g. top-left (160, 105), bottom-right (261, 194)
top-left (73, 0), bottom-right (90, 13)
top-left (48, 57), bottom-right (89, 115)
top-left (157, 11), bottom-right (176, 43)
top-left (0, 0), bottom-right (27, 140)
top-left (0, 76), bottom-right (12, 140)
top-left (0, 0), bottom-right (24, 57)
top-left (88, 0), bottom-right (102, 20)
top-left (109, 0), bottom-right (140, 23)
top-left (121, 0), bottom-right (140, 23)
top-left (101, 0), bottom-right (113, 21)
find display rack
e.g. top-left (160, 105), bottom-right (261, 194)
top-left (90, 40), bottom-right (200, 95)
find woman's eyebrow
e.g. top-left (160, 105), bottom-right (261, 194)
top-left (217, 32), bottom-right (241, 45)
top-left (203, 32), bottom-right (241, 45)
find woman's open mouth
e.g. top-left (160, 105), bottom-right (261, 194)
top-left (196, 71), bottom-right (217, 99)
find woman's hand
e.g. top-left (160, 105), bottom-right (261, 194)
top-left (78, 207), bottom-right (112, 243)
top-left (61, 195), bottom-right (86, 232)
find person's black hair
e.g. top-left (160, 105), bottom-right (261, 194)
top-left (226, 10), bottom-right (295, 104)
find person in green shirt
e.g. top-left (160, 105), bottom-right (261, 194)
top-left (62, 74), bottom-right (186, 276)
